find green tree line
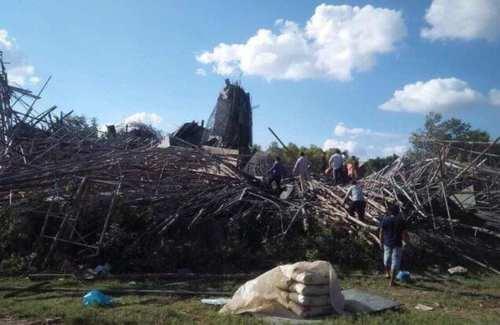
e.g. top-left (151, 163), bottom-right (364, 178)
top-left (258, 112), bottom-right (495, 175)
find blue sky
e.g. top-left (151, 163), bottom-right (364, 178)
top-left (1, 0), bottom-right (499, 159)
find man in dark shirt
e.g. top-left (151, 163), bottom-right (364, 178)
top-left (379, 204), bottom-right (408, 286)
top-left (268, 156), bottom-right (285, 193)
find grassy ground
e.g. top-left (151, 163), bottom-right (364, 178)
top-left (0, 272), bottom-right (499, 324)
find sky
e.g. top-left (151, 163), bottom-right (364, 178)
top-left (1, 0), bottom-right (500, 160)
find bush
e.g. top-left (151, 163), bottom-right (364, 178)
top-left (0, 254), bottom-right (26, 274)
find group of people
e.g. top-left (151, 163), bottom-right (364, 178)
top-left (268, 149), bottom-right (360, 191)
top-left (267, 150), bottom-right (408, 287)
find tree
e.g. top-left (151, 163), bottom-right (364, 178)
top-left (409, 112), bottom-right (491, 159)
top-left (363, 154), bottom-right (398, 174)
top-left (250, 144), bottom-right (262, 154)
top-left (264, 142), bottom-right (345, 175)
top-left (52, 114), bottom-right (99, 139)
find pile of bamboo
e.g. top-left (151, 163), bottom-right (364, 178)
top-left (1, 119), bottom-right (499, 272)
top-left (306, 137), bottom-right (500, 273)
top-left (1, 52), bottom-right (499, 273)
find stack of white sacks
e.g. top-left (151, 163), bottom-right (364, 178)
top-left (278, 269), bottom-right (334, 317)
top-left (221, 260), bottom-right (344, 318)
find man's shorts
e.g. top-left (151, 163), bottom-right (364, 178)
top-left (383, 245), bottom-right (402, 272)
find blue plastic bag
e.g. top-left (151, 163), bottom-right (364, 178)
top-left (83, 290), bottom-right (113, 307)
top-left (396, 271), bottom-right (411, 282)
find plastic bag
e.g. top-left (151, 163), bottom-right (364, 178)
top-left (220, 260), bottom-right (344, 318)
top-left (83, 290), bottom-right (113, 307)
top-left (396, 271), bottom-right (411, 282)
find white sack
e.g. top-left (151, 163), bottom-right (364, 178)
top-left (288, 283), bottom-right (330, 296)
top-left (220, 260), bottom-right (344, 318)
top-left (288, 292), bottom-right (330, 306)
top-left (288, 301), bottom-right (333, 318)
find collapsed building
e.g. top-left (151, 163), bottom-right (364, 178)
top-left (1, 52), bottom-right (500, 275)
top-left (171, 79), bottom-right (252, 154)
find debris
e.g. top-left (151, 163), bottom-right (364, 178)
top-left (171, 79), bottom-right (253, 154)
top-left (1, 53), bottom-right (500, 274)
top-left (415, 303), bottom-right (434, 311)
top-left (201, 298), bottom-right (231, 306)
top-left (448, 266), bottom-right (468, 275)
top-left (0, 285), bottom-right (231, 297)
top-left (342, 289), bottom-right (400, 314)
top-left (95, 263), bottom-right (111, 277)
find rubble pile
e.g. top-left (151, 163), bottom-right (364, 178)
top-left (1, 52), bottom-right (499, 274)
top-left (309, 138), bottom-right (500, 273)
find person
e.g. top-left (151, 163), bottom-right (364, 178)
top-left (293, 152), bottom-right (311, 193)
top-left (379, 204), bottom-right (408, 287)
top-left (343, 179), bottom-right (365, 221)
top-left (346, 157), bottom-right (359, 181)
top-left (329, 149), bottom-right (344, 185)
top-left (267, 156), bottom-right (285, 193)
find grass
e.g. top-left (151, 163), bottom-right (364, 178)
top-left (0, 272), bottom-right (499, 324)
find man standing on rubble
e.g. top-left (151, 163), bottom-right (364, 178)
top-left (268, 156), bottom-right (285, 193)
top-left (293, 152), bottom-right (311, 193)
top-left (343, 179), bottom-right (365, 221)
top-left (379, 204), bottom-right (408, 287)
top-left (329, 149), bottom-right (344, 185)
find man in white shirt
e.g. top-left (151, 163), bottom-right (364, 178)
top-left (329, 149), bottom-right (344, 185)
top-left (293, 152), bottom-right (311, 193)
top-left (343, 179), bottom-right (366, 221)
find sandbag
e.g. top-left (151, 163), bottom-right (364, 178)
top-left (288, 283), bottom-right (330, 296)
top-left (220, 260), bottom-right (344, 318)
top-left (288, 301), bottom-right (333, 318)
top-left (292, 271), bottom-right (329, 285)
top-left (287, 292), bottom-right (330, 306)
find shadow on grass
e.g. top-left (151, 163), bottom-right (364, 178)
top-left (405, 281), bottom-right (500, 300)
top-left (12, 292), bottom-right (81, 302)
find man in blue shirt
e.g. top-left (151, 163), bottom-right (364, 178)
top-left (379, 204), bottom-right (408, 286)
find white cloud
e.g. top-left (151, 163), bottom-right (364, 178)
top-left (7, 64), bottom-right (39, 87)
top-left (333, 122), bottom-right (402, 138)
top-left (0, 28), bottom-right (40, 87)
top-left (323, 138), bottom-right (360, 154)
top-left (123, 112), bottom-right (162, 125)
top-left (195, 68), bottom-right (207, 76)
top-left (197, 4), bottom-right (406, 81)
top-left (0, 29), bottom-right (13, 49)
top-left (379, 78), bottom-right (487, 114)
top-left (334, 123), bottom-right (365, 137)
top-left (489, 89), bottom-right (500, 107)
top-left (421, 0), bottom-right (500, 41)
top-left (29, 76), bottom-right (41, 84)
